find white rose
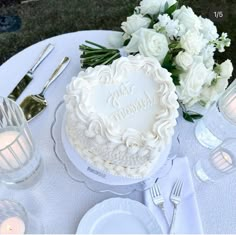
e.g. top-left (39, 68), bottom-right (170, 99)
top-left (175, 51), bottom-right (193, 71)
top-left (178, 56), bottom-right (215, 106)
top-left (140, 0), bottom-right (162, 15)
top-left (140, 0), bottom-right (177, 15)
top-left (124, 32), bottom-right (140, 53)
top-left (200, 44), bottom-right (216, 69)
top-left (199, 16), bottom-right (219, 41)
top-left (121, 14), bottom-right (151, 35)
top-left (180, 30), bottom-right (206, 55)
top-left (173, 6), bottom-right (201, 32)
top-left (126, 28), bottom-right (169, 63)
top-left (139, 30), bottom-right (169, 62)
top-left (219, 59), bottom-right (233, 79)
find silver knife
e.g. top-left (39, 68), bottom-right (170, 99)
top-left (8, 43), bottom-right (54, 101)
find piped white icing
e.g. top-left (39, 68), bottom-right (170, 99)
top-left (64, 55), bottom-right (179, 178)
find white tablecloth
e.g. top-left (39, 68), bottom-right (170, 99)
top-left (0, 30), bottom-right (236, 234)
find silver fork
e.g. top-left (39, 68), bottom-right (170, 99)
top-left (169, 179), bottom-right (183, 234)
top-left (150, 183), bottom-right (169, 225)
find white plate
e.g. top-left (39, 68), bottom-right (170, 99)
top-left (77, 198), bottom-right (162, 234)
top-left (61, 110), bottom-right (172, 186)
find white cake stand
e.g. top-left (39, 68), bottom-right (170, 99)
top-left (51, 101), bottom-right (177, 195)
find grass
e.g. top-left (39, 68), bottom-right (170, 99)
top-left (0, 0), bottom-right (235, 80)
top-left (0, 0), bottom-right (139, 64)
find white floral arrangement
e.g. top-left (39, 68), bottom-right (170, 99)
top-left (79, 0), bottom-right (233, 122)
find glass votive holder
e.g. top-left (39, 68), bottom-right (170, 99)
top-left (0, 97), bottom-right (42, 187)
top-left (195, 79), bottom-right (236, 149)
top-left (193, 138), bottom-right (236, 183)
top-left (0, 199), bottom-right (43, 234)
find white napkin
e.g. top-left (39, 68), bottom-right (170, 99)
top-left (144, 157), bottom-right (203, 234)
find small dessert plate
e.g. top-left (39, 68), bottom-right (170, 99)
top-left (76, 198), bottom-right (162, 234)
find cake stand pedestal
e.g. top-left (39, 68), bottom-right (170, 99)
top-left (51, 101), bottom-right (177, 195)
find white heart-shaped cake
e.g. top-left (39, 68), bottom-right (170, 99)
top-left (64, 55), bottom-right (179, 178)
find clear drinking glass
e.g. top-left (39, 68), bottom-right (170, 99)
top-left (0, 199), bottom-right (43, 234)
top-left (195, 79), bottom-right (236, 149)
top-left (0, 97), bottom-right (42, 187)
top-left (193, 138), bottom-right (236, 182)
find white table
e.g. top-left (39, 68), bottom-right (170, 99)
top-left (0, 30), bottom-right (235, 234)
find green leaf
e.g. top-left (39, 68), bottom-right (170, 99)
top-left (188, 113), bottom-right (203, 120)
top-left (183, 112), bottom-right (194, 123)
top-left (164, 2), bottom-right (169, 12)
top-left (144, 13), bottom-right (159, 20)
top-left (171, 69), bottom-right (183, 76)
top-left (169, 42), bottom-right (179, 49)
top-left (172, 48), bottom-right (183, 57)
top-left (123, 38), bottom-right (130, 46)
top-left (165, 3), bottom-right (178, 16)
top-left (211, 78), bottom-right (217, 86)
top-left (162, 53), bottom-right (173, 70)
top-left (183, 111), bottom-right (203, 123)
top-left (171, 74), bottom-right (180, 85)
top-left (163, 53), bottom-right (173, 63)
top-left (149, 17), bottom-right (155, 29)
top-left (199, 100), bottom-right (207, 107)
top-left (162, 53), bottom-right (183, 85)
top-left (144, 14), bottom-right (153, 19)
top-left (144, 13), bottom-right (159, 27)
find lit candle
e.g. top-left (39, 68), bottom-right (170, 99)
top-left (212, 150), bottom-right (233, 172)
top-left (0, 129), bottom-right (30, 171)
top-left (223, 93), bottom-right (236, 123)
top-left (0, 217), bottom-right (25, 234)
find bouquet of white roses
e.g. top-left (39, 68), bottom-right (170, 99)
top-left (79, 0), bottom-right (233, 122)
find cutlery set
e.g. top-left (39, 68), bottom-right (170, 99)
top-left (150, 180), bottom-right (183, 234)
top-left (7, 43), bottom-right (70, 121)
top-left (8, 43), bottom-right (55, 101)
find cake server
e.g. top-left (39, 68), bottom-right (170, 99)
top-left (8, 43), bottom-right (54, 101)
top-left (20, 56), bottom-right (70, 121)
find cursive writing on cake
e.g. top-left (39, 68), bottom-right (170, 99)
top-left (107, 82), bottom-right (134, 108)
top-left (110, 92), bottom-right (155, 122)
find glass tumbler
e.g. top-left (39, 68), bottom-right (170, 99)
top-left (0, 199), bottom-right (43, 234)
top-left (0, 97), bottom-right (42, 186)
top-left (193, 138), bottom-right (236, 182)
top-left (195, 79), bottom-right (236, 149)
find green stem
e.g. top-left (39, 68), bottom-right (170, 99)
top-left (79, 45), bottom-right (96, 50)
top-left (82, 51), bottom-right (118, 63)
top-left (102, 53), bottom-right (120, 65)
top-left (85, 40), bottom-right (107, 49)
top-left (178, 99), bottom-right (186, 112)
top-left (82, 49), bottom-right (119, 56)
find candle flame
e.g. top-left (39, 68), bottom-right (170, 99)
top-left (212, 151), bottom-right (233, 172)
top-left (223, 153), bottom-right (233, 165)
